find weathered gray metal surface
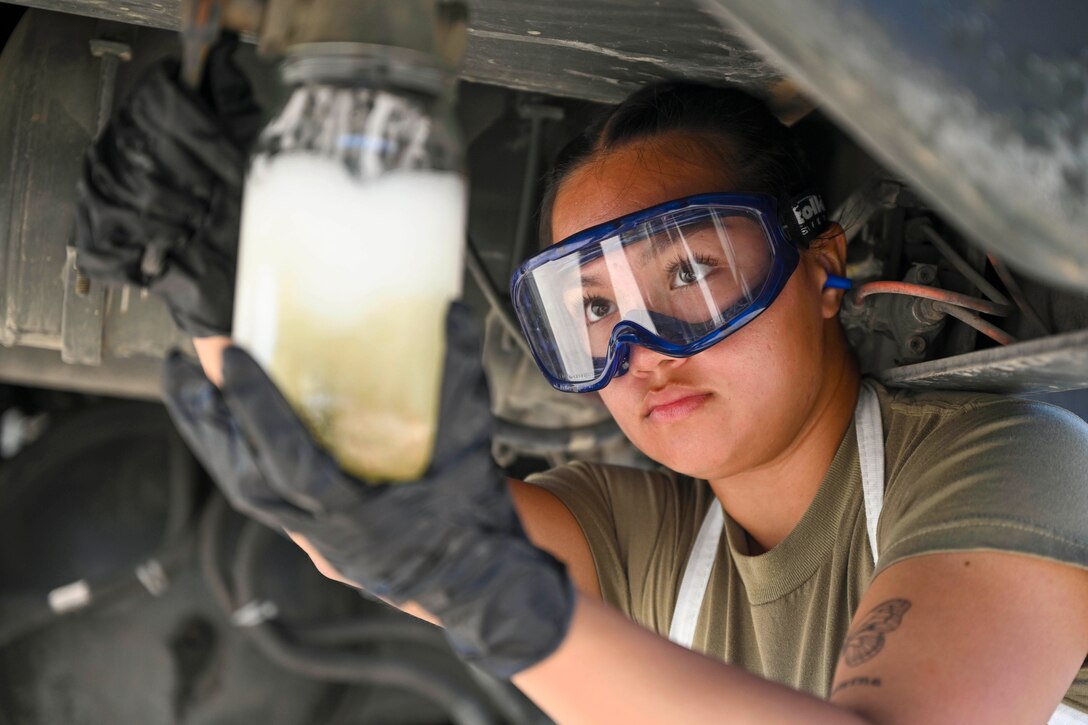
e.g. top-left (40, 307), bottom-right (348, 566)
top-left (60, 246), bottom-right (105, 364)
top-left (460, 2), bottom-right (782, 104)
top-left (0, 345), bottom-right (166, 398)
top-left (701, 0), bottom-right (1088, 292)
top-left (5, 0), bottom-right (784, 104)
top-left (0, 10), bottom-right (193, 396)
top-left (876, 329), bottom-right (1088, 394)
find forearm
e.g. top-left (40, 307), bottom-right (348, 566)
top-left (193, 335), bottom-right (232, 386)
top-left (513, 594), bottom-right (870, 725)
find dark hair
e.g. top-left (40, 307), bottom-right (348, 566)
top-left (537, 81), bottom-right (816, 246)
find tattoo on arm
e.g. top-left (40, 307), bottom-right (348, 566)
top-left (831, 676), bottom-right (882, 697)
top-left (840, 598), bottom-right (912, 667)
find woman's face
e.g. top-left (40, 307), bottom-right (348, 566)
top-left (550, 134), bottom-right (848, 481)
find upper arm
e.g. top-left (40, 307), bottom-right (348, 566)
top-left (829, 551), bottom-right (1088, 725)
top-left (510, 478), bottom-right (602, 599)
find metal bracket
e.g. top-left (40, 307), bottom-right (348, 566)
top-left (877, 328), bottom-right (1088, 394)
top-left (60, 39), bottom-right (132, 366)
top-left (60, 247), bottom-right (106, 365)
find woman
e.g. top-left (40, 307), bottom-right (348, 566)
top-left (77, 48), bottom-right (1088, 723)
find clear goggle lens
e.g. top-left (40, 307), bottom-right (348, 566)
top-left (514, 205), bottom-right (780, 388)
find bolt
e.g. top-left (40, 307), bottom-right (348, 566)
top-left (75, 270), bottom-right (91, 296)
top-left (877, 180), bottom-right (902, 209)
top-left (909, 298), bottom-right (944, 326)
top-left (907, 335), bottom-right (927, 355)
top-left (89, 40), bottom-right (133, 139)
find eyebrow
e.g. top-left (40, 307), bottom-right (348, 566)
top-left (578, 230), bottom-right (691, 288)
top-left (638, 230), bottom-right (684, 265)
top-left (580, 271), bottom-right (602, 288)
top-left (638, 214), bottom-right (748, 265)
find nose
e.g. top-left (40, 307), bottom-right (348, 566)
top-left (625, 342), bottom-right (683, 379)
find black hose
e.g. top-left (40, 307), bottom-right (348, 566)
top-left (465, 663), bottom-right (554, 725)
top-left (229, 520), bottom-right (496, 725)
top-left (162, 430), bottom-right (199, 548)
top-left (0, 412), bottom-right (199, 648)
top-left (198, 493), bottom-right (447, 651)
top-left (466, 234), bottom-right (533, 360)
top-left (196, 492), bottom-right (236, 614)
top-left (291, 618), bottom-right (446, 650)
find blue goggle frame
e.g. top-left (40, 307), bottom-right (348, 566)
top-left (510, 192), bottom-right (845, 393)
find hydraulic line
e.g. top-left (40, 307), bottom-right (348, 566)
top-left (931, 302), bottom-right (1017, 346)
top-left (467, 232), bottom-right (624, 455)
top-left (0, 420), bottom-right (198, 648)
top-left (197, 492), bottom-right (236, 614)
top-left (292, 618), bottom-right (446, 650)
top-left (853, 281), bottom-right (1010, 316)
top-left (199, 494), bottom-right (446, 650)
top-left (229, 520), bottom-right (496, 725)
top-left (464, 662), bottom-right (554, 725)
top-left (988, 255), bottom-right (1052, 336)
top-left (911, 222), bottom-right (1010, 308)
top-left (466, 235), bottom-right (533, 360)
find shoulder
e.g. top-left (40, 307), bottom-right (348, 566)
top-left (876, 382), bottom-right (1088, 481)
top-left (526, 463), bottom-right (705, 524)
top-left (526, 461), bottom-right (714, 622)
top-left (871, 381), bottom-right (1088, 576)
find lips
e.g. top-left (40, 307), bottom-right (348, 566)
top-left (642, 387), bottom-right (712, 423)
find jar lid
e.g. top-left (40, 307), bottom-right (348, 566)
top-left (282, 42), bottom-right (452, 96)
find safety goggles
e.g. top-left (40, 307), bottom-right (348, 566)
top-left (511, 192), bottom-right (846, 393)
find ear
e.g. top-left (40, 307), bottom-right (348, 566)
top-left (803, 222), bottom-right (849, 320)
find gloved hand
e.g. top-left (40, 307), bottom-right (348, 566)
top-left (74, 34), bottom-right (261, 337)
top-left (162, 303), bottom-right (575, 678)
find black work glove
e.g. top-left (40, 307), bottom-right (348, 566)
top-left (74, 34), bottom-right (261, 337)
top-left (162, 303), bottom-right (575, 678)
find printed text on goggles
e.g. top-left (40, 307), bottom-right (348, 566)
top-left (511, 192), bottom-right (847, 393)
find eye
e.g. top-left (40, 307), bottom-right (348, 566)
top-left (583, 295), bottom-right (616, 323)
top-left (669, 258), bottom-right (717, 289)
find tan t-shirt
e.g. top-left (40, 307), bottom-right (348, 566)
top-left (526, 382), bottom-right (1088, 711)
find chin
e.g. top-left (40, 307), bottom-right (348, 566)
top-left (631, 424), bottom-right (735, 480)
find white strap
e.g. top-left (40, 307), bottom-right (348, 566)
top-left (666, 381), bottom-right (1087, 723)
top-left (667, 499), bottom-right (724, 647)
top-left (856, 382), bottom-right (885, 565)
top-left (669, 385), bottom-right (880, 649)
top-left (1050, 703), bottom-right (1088, 724)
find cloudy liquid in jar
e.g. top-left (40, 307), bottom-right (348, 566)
top-left (234, 153), bottom-right (466, 482)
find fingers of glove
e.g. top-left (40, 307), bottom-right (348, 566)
top-left (201, 180), bottom-right (245, 258)
top-left (73, 183), bottom-right (142, 284)
top-left (219, 347), bottom-right (362, 514)
top-left (86, 114), bottom-right (217, 229)
top-left (201, 33), bottom-right (264, 151)
top-left (124, 61), bottom-right (246, 189)
top-left (419, 535), bottom-right (575, 678)
top-left (106, 96), bottom-right (231, 212)
top-left (79, 108), bottom-right (243, 296)
top-left (149, 260), bottom-right (235, 338)
top-left (74, 174), bottom-right (192, 286)
top-left (430, 302), bottom-right (495, 473)
top-left (161, 352), bottom-right (310, 529)
top-left (124, 100), bottom-right (241, 197)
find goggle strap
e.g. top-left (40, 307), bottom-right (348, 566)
top-left (783, 192), bottom-right (829, 246)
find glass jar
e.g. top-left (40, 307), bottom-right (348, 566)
top-left (233, 43), bottom-right (467, 482)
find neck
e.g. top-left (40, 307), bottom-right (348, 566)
top-left (708, 330), bottom-right (860, 553)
